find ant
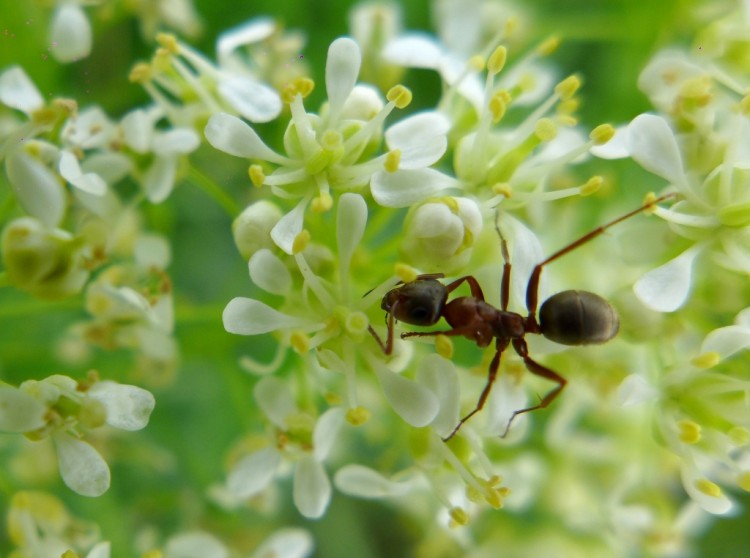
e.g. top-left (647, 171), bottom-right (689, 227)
top-left (369, 193), bottom-right (674, 441)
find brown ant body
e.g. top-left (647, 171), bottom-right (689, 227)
top-left (370, 194), bottom-right (673, 440)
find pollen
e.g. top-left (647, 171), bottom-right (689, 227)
top-left (677, 419), bottom-right (702, 444)
top-left (534, 118), bottom-right (557, 142)
top-left (294, 77), bottom-right (315, 98)
top-left (141, 551), bottom-right (164, 558)
top-left (395, 263), bottom-right (418, 283)
top-left (156, 33), bottom-right (180, 54)
top-left (346, 406), bottom-right (371, 426)
top-left (435, 335), bottom-right (454, 359)
top-left (387, 85), bottom-right (412, 109)
top-left (290, 330), bottom-right (311, 354)
top-left (311, 192), bottom-right (333, 212)
top-left (537, 36), bottom-right (560, 56)
top-left (385, 149), bottom-right (401, 173)
top-left (487, 46), bottom-right (507, 75)
top-left (694, 478), bottom-right (723, 498)
top-left (590, 124), bottom-right (615, 145)
top-left (292, 230), bottom-right (311, 254)
top-left (555, 75), bottom-right (582, 100)
top-left (691, 351), bottom-right (720, 369)
top-left (248, 164), bottom-right (266, 187)
top-left (449, 506), bottom-right (469, 527)
top-left (580, 176), bottom-right (603, 196)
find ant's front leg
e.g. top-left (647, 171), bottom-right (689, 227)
top-left (442, 337), bottom-right (510, 441)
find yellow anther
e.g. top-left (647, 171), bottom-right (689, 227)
top-left (534, 118), bottom-right (557, 142)
top-left (487, 474), bottom-right (504, 487)
top-left (537, 36), bottom-right (560, 56)
top-left (580, 176), bottom-right (603, 196)
top-left (345, 311), bottom-right (369, 336)
top-left (468, 54), bottom-right (485, 72)
top-left (386, 85), bottom-right (412, 108)
top-left (695, 478), bottom-right (723, 498)
top-left (738, 471), bottom-right (750, 492)
top-left (678, 419), bottom-right (702, 444)
top-left (248, 164), bottom-right (266, 187)
top-left (739, 94), bottom-right (750, 116)
top-left (679, 76), bottom-right (712, 101)
top-left (129, 63), bottom-right (153, 83)
top-left (324, 392), bottom-right (343, 405)
top-left (292, 229), bottom-right (311, 254)
top-left (311, 192), bottom-right (333, 212)
top-left (156, 33), bottom-right (180, 54)
top-left (504, 16), bottom-right (518, 36)
top-left (141, 551), bottom-right (164, 558)
top-left (691, 351), bottom-right (720, 369)
top-left (53, 98), bottom-right (78, 115)
top-left (346, 406), bottom-right (371, 426)
top-left (493, 183), bottom-right (513, 198)
top-left (590, 123), bottom-right (615, 145)
top-left (728, 426), bottom-right (750, 446)
top-left (487, 46), bottom-right (507, 75)
top-left (294, 77), bottom-right (315, 99)
top-left (489, 92), bottom-right (507, 123)
top-left (281, 83), bottom-right (298, 104)
top-left (385, 149), bottom-right (401, 173)
top-left (558, 115), bottom-right (578, 127)
top-left (151, 50), bottom-right (171, 72)
top-left (558, 97), bottom-right (580, 115)
top-left (62, 551), bottom-right (79, 558)
top-left (449, 506), bottom-right (469, 527)
top-left (395, 263), bottom-right (418, 283)
top-left (484, 488), bottom-right (504, 509)
top-left (435, 335), bottom-right (454, 359)
top-left (290, 330), bottom-right (311, 353)
top-left (555, 75), bottom-right (582, 100)
top-left (321, 129), bottom-right (343, 151)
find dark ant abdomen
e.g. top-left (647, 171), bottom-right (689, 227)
top-left (539, 290), bottom-right (619, 346)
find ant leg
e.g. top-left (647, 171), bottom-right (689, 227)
top-left (443, 275), bottom-right (485, 301)
top-left (525, 193), bottom-right (676, 320)
top-left (502, 338), bottom-right (567, 437)
top-left (494, 214), bottom-right (512, 311)
top-left (443, 338), bottom-right (510, 441)
top-left (369, 297), bottom-right (401, 355)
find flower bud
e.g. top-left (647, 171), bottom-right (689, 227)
top-left (232, 200), bottom-right (283, 260)
top-left (400, 197), bottom-right (483, 273)
top-left (2, 217), bottom-right (88, 299)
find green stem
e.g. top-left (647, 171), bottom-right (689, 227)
top-left (187, 166), bottom-right (241, 217)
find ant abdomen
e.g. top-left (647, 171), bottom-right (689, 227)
top-left (539, 290), bottom-right (619, 346)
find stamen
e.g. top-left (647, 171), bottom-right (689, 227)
top-left (346, 406), bottom-right (370, 425)
top-left (248, 164), bottom-right (266, 187)
top-left (386, 85), bottom-right (412, 109)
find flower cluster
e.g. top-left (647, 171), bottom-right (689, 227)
top-left (2, 0), bottom-right (750, 557)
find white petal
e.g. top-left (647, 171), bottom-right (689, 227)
top-left (121, 109), bottom-right (152, 153)
top-left (143, 156), bottom-right (176, 203)
top-left (415, 354), bottom-right (459, 438)
top-left (87, 542), bottom-right (111, 558)
top-left (249, 249), bottom-right (291, 295)
top-left (681, 466), bottom-right (733, 515)
top-left (218, 76), bottom-right (282, 123)
top-left (271, 197), bottom-right (308, 255)
top-left (616, 374), bottom-right (659, 407)
top-left (227, 447), bottom-right (280, 499)
top-left (626, 114), bottom-right (685, 185)
top-left (54, 434), bottom-right (111, 496)
top-left (205, 113), bottom-right (285, 162)
top-left (313, 408), bottom-right (345, 461)
top-left (6, 150), bottom-right (65, 227)
top-left (372, 362), bottom-right (439, 427)
top-left (484, 374), bottom-right (529, 436)
top-left (293, 455), bottom-right (331, 519)
top-left (371, 168), bottom-right (457, 207)
top-left (736, 307), bottom-right (750, 329)
top-left (82, 153), bottom-right (131, 185)
top-left (0, 66), bottom-right (43, 113)
top-left (165, 531), bottom-right (229, 558)
top-left (254, 376), bottom-right (296, 429)
top-left (502, 214), bottom-right (548, 310)
top-left (223, 297), bottom-right (311, 334)
top-left (336, 193), bottom-right (367, 275)
top-left (334, 464), bottom-right (412, 498)
top-left (59, 151), bottom-right (106, 195)
top-left (251, 528), bottom-right (314, 558)
top-left (326, 38), bottom-right (361, 118)
top-left (383, 34), bottom-right (443, 69)
top-left (217, 17), bottom-right (276, 66)
top-left (701, 325), bottom-right (750, 361)
top-left (135, 234), bottom-right (171, 269)
top-left (0, 385), bottom-right (46, 432)
top-left (385, 112), bottom-right (450, 169)
top-left (87, 381), bottom-right (155, 431)
top-left (633, 246), bottom-right (700, 312)
top-left (153, 129), bottom-right (200, 155)
top-left (50, 4), bottom-right (92, 63)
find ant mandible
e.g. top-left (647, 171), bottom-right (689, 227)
top-left (369, 193), bottom-right (674, 441)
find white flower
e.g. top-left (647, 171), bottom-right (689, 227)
top-left (49, 3), bottom-right (92, 63)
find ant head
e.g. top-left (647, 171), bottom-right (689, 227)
top-left (381, 279), bottom-right (448, 326)
top-left (539, 290), bottom-right (619, 346)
